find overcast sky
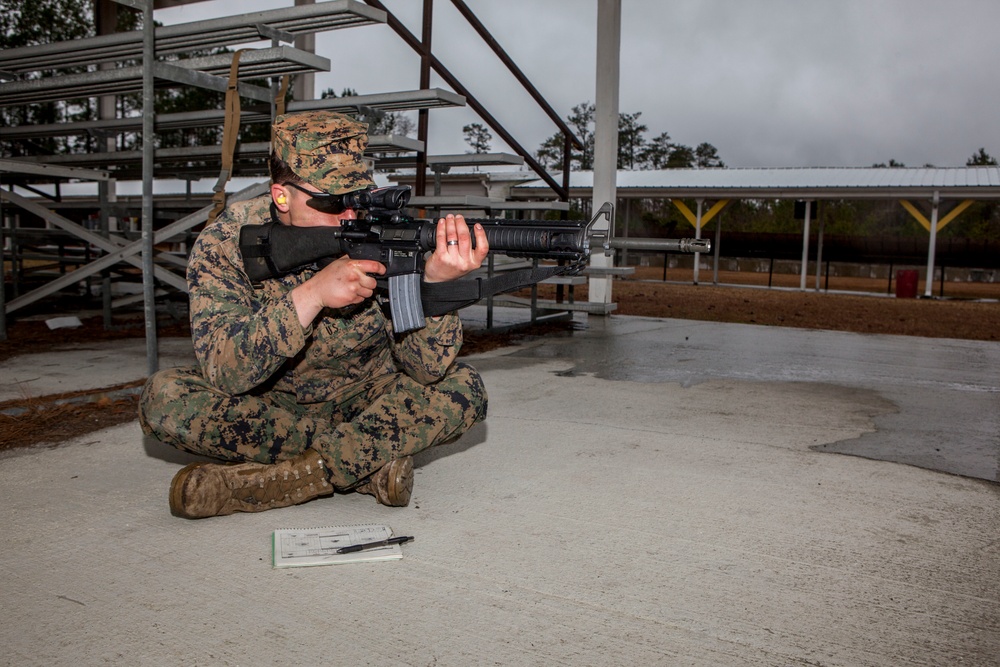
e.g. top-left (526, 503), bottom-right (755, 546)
top-left (157, 0), bottom-right (1000, 169)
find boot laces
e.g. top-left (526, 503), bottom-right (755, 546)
top-left (240, 458), bottom-right (325, 505)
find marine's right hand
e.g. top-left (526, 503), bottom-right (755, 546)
top-left (291, 255), bottom-right (386, 327)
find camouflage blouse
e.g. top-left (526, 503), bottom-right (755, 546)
top-left (187, 195), bottom-right (464, 403)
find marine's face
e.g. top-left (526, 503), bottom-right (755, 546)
top-left (271, 181), bottom-right (358, 228)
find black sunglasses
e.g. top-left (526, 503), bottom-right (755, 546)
top-left (282, 182), bottom-right (372, 214)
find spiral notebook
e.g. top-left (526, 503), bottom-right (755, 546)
top-left (272, 523), bottom-right (403, 568)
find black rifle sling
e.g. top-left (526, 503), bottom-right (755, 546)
top-left (419, 264), bottom-right (572, 318)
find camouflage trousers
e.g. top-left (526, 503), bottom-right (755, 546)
top-left (138, 362), bottom-right (487, 488)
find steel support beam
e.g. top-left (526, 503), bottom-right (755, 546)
top-left (799, 199), bottom-right (812, 291)
top-left (152, 62), bottom-right (273, 103)
top-left (448, 0), bottom-right (583, 153)
top-left (141, 0), bottom-right (158, 374)
top-left (589, 0), bottom-right (621, 305)
top-left (924, 191), bottom-right (940, 298)
top-left (362, 0), bottom-right (567, 199)
top-left (693, 198), bottom-right (704, 285)
top-left (0, 160), bottom-right (110, 182)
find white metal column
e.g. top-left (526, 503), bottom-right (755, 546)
top-left (924, 191), bottom-right (940, 297)
top-left (799, 200), bottom-right (812, 291)
top-left (294, 0), bottom-right (316, 100)
top-left (814, 212), bottom-right (825, 291)
top-left (589, 0), bottom-right (621, 305)
top-left (693, 198), bottom-right (703, 285)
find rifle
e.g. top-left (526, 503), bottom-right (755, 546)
top-left (239, 186), bottom-right (706, 332)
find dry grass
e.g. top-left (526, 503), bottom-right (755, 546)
top-left (0, 383), bottom-right (143, 452)
top-left (526, 267), bottom-right (1000, 341)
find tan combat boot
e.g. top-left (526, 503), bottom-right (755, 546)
top-left (169, 449), bottom-right (333, 519)
top-left (353, 456), bottom-right (414, 507)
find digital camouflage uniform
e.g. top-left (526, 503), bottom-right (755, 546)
top-left (139, 112), bottom-right (487, 491)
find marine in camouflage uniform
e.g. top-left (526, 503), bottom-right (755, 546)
top-left (139, 111), bottom-right (488, 518)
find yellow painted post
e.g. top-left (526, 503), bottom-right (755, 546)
top-left (900, 197), bottom-right (974, 297)
top-left (672, 199), bottom-right (728, 285)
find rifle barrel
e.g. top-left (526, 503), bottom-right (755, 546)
top-left (604, 237), bottom-right (711, 254)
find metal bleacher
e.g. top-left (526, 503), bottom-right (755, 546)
top-left (0, 0), bottom-right (384, 73)
top-left (0, 0), bottom-right (469, 355)
top-left (11, 135), bottom-right (425, 173)
top-left (1, 0), bottom-right (588, 350)
top-left (0, 47), bottom-right (332, 105)
top-left (0, 89), bottom-right (465, 140)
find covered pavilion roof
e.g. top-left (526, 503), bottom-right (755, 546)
top-left (513, 167), bottom-right (1000, 200)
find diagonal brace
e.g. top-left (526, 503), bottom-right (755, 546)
top-left (1, 182), bottom-right (268, 313)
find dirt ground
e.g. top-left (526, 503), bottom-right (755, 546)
top-left (2, 270), bottom-right (998, 451)
top-left (562, 267), bottom-right (1000, 341)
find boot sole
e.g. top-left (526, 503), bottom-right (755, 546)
top-left (169, 462), bottom-right (212, 519)
top-left (386, 457), bottom-right (414, 507)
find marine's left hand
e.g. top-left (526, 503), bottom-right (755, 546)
top-left (423, 213), bottom-right (490, 283)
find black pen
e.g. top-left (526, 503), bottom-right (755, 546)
top-left (336, 535), bottom-right (414, 554)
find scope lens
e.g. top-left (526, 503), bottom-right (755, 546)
top-left (340, 189), bottom-right (373, 210)
top-left (368, 186), bottom-right (411, 211)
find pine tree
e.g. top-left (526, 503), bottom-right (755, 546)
top-left (462, 122), bottom-right (492, 154)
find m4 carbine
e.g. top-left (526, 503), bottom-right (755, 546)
top-left (239, 186), bottom-right (706, 332)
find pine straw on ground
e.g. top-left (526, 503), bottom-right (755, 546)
top-left (2, 278), bottom-right (998, 451)
top-left (0, 381), bottom-right (145, 452)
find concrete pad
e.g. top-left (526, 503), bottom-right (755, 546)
top-left (498, 314), bottom-right (1000, 483)
top-left (0, 315), bottom-right (998, 665)
top-left (0, 337), bottom-right (196, 402)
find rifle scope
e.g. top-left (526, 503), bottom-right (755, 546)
top-left (314, 186), bottom-right (406, 215)
top-left (366, 185), bottom-right (412, 211)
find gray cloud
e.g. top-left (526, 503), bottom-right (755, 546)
top-left (159, 0), bottom-right (1000, 168)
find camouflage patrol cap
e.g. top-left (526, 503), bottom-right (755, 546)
top-left (272, 111), bottom-right (375, 195)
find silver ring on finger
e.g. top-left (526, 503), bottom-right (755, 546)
top-left (446, 240), bottom-right (459, 246)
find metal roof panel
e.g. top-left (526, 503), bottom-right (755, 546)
top-left (516, 167), bottom-right (1000, 199)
